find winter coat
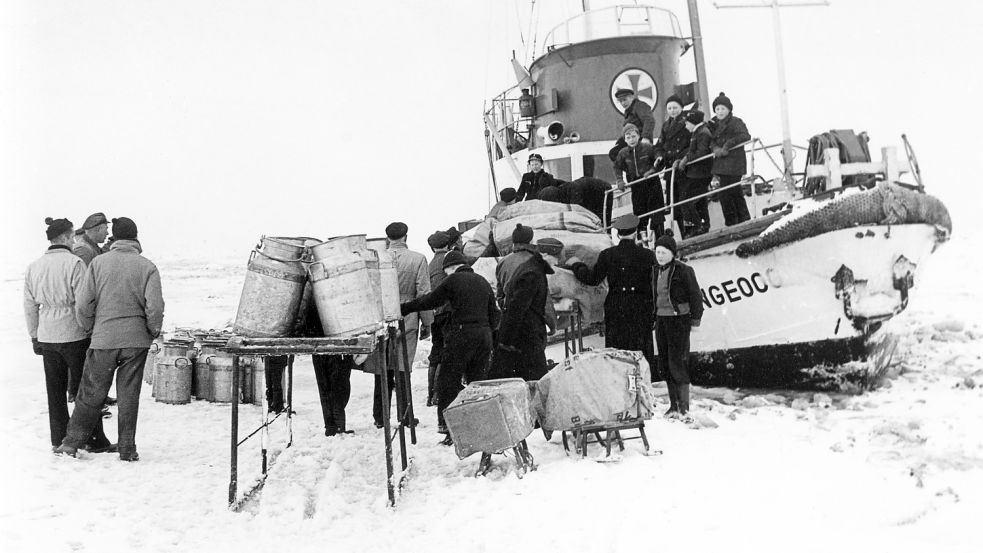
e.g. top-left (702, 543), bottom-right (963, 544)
top-left (401, 266), bottom-right (501, 330)
top-left (497, 247), bottom-right (553, 349)
top-left (709, 114), bottom-right (751, 176)
top-left (683, 124), bottom-right (714, 179)
top-left (23, 245), bottom-right (89, 343)
top-left (389, 241), bottom-right (433, 330)
top-left (623, 99), bottom-right (657, 141)
top-left (572, 239), bottom-right (657, 353)
top-left (76, 239), bottom-right (164, 349)
top-left (655, 259), bottom-right (704, 324)
top-left (428, 250), bottom-right (449, 316)
top-left (516, 170), bottom-right (557, 202)
top-left (72, 234), bottom-right (104, 267)
top-left (653, 115), bottom-right (691, 166)
top-left (614, 142), bottom-right (658, 184)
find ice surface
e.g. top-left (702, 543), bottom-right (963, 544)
top-left (1, 230), bottom-right (981, 553)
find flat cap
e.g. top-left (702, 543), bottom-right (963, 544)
top-left (536, 237), bottom-right (564, 257)
top-left (385, 222), bottom-right (408, 239)
top-left (614, 88), bottom-right (635, 98)
top-left (427, 231), bottom-right (450, 249)
top-left (82, 212), bottom-right (108, 230)
top-left (499, 187), bottom-right (517, 203)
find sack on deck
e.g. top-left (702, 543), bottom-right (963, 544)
top-left (444, 378), bottom-right (536, 459)
top-left (494, 199), bottom-right (600, 224)
top-left (534, 348), bottom-right (654, 432)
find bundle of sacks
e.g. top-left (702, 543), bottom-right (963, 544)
top-left (533, 348), bottom-right (655, 432)
top-left (464, 200), bottom-right (613, 266)
top-left (463, 200), bottom-right (613, 324)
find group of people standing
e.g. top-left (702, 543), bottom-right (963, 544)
top-left (513, 89), bottom-right (754, 239)
top-left (24, 214), bottom-right (164, 461)
top-left (611, 88), bottom-right (753, 236)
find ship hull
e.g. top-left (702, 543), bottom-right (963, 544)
top-left (674, 222), bottom-right (939, 389)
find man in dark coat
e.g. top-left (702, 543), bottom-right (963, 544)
top-left (608, 88), bottom-right (656, 161)
top-left (516, 153), bottom-right (557, 202)
top-left (425, 230), bottom-right (451, 406)
top-left (560, 177), bottom-right (613, 222)
top-left (679, 110), bottom-right (713, 235)
top-left (708, 92), bottom-right (752, 226)
top-left (491, 225), bottom-right (553, 381)
top-left (614, 123), bottom-right (664, 234)
top-left (653, 96), bottom-right (692, 231)
top-left (568, 214), bottom-right (657, 377)
top-left (401, 251), bottom-right (501, 445)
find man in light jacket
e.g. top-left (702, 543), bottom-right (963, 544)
top-left (55, 217), bottom-right (164, 461)
top-left (372, 222), bottom-right (432, 428)
top-left (24, 217), bottom-right (113, 452)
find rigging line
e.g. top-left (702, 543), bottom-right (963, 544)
top-left (513, 0), bottom-right (527, 52)
top-left (529, 0), bottom-right (541, 65)
top-left (524, 0), bottom-right (537, 65)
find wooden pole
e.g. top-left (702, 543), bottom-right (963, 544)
top-left (228, 355), bottom-right (240, 508)
top-left (769, 0), bottom-right (795, 188)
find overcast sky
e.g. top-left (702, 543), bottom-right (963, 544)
top-left (2, 0), bottom-right (980, 270)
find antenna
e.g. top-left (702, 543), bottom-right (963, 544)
top-left (714, 0), bottom-right (830, 189)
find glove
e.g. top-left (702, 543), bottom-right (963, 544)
top-left (691, 319), bottom-right (702, 329)
top-left (419, 325), bottom-right (431, 341)
top-left (713, 147), bottom-right (728, 157)
top-left (616, 180), bottom-right (626, 191)
top-left (672, 159), bottom-right (683, 171)
top-left (32, 337), bottom-right (43, 356)
top-left (709, 176), bottom-right (721, 190)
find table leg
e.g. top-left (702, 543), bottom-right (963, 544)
top-left (260, 356), bottom-right (269, 475)
top-left (379, 339), bottom-right (396, 506)
top-left (229, 355), bottom-right (240, 508)
top-left (398, 319), bottom-right (417, 445)
top-left (286, 354), bottom-right (294, 448)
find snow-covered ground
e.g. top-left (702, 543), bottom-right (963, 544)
top-left (1, 227), bottom-right (981, 553)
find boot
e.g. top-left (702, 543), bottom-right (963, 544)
top-left (678, 384), bottom-right (691, 418)
top-left (663, 382), bottom-right (679, 418)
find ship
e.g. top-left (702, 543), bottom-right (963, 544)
top-left (475, 2), bottom-right (952, 390)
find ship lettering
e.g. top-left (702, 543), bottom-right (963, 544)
top-left (701, 272), bottom-right (769, 309)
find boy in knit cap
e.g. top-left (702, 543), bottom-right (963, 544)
top-left (653, 233), bottom-right (703, 418)
top-left (708, 92), bottom-right (751, 226)
top-left (679, 109), bottom-right (713, 236)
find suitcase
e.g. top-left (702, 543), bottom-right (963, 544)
top-left (444, 378), bottom-right (535, 459)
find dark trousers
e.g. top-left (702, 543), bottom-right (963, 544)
top-left (312, 355), bottom-right (353, 433)
top-left (717, 174), bottom-right (750, 226)
top-left (427, 312), bottom-right (450, 402)
top-left (489, 329), bottom-right (548, 382)
top-left (684, 176), bottom-right (711, 231)
top-left (654, 315), bottom-right (692, 387)
top-left (631, 178), bottom-right (666, 233)
top-left (436, 326), bottom-right (493, 427)
top-left (40, 339), bottom-right (101, 447)
top-left (63, 347), bottom-right (148, 454)
top-left (266, 355), bottom-right (287, 412)
top-left (604, 296), bottom-right (657, 381)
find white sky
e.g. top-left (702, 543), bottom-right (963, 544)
top-left (2, 0), bottom-right (981, 269)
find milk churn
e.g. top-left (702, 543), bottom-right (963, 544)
top-left (233, 236), bottom-right (310, 337)
top-left (366, 238), bottom-right (402, 321)
top-left (143, 338), bottom-right (161, 386)
top-left (197, 339), bottom-right (228, 402)
top-left (308, 235), bottom-right (384, 337)
top-left (154, 340), bottom-right (193, 404)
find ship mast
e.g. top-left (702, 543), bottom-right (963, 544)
top-left (686, 0), bottom-right (712, 113)
top-left (712, 0), bottom-right (829, 189)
